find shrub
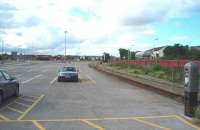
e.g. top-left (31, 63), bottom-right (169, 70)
top-left (152, 64), bottom-right (162, 71)
top-left (195, 107), bottom-right (200, 119)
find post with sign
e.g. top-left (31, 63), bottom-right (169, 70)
top-left (184, 62), bottom-right (199, 117)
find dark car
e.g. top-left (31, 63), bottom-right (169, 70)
top-left (57, 67), bottom-right (79, 82)
top-left (0, 70), bottom-right (20, 105)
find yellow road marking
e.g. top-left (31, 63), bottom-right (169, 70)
top-left (0, 115), bottom-right (178, 122)
top-left (0, 114), bottom-right (10, 121)
top-left (0, 99), bottom-right (19, 111)
top-left (175, 115), bottom-right (200, 130)
top-left (18, 97), bottom-right (35, 102)
top-left (14, 101), bottom-right (30, 107)
top-left (136, 115), bottom-right (176, 119)
top-left (81, 119), bottom-right (105, 130)
top-left (86, 74), bottom-right (96, 84)
top-left (133, 118), bottom-right (171, 130)
top-left (22, 95), bottom-right (39, 99)
top-left (32, 120), bottom-right (46, 130)
top-left (17, 94), bottom-right (45, 120)
top-left (0, 115), bottom-right (198, 130)
top-left (7, 106), bottom-right (24, 114)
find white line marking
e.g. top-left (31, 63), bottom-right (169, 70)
top-left (22, 74), bottom-right (42, 84)
top-left (50, 76), bottom-right (57, 85)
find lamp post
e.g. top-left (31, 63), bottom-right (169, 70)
top-left (1, 40), bottom-right (4, 55)
top-left (154, 38), bottom-right (159, 59)
top-left (64, 30), bottom-right (67, 61)
top-left (1, 40), bottom-right (4, 64)
top-left (128, 44), bottom-right (134, 60)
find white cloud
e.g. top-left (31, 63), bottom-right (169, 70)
top-left (170, 35), bottom-right (190, 42)
top-left (0, 0), bottom-right (199, 56)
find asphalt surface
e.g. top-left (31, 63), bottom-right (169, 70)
top-left (0, 61), bottom-right (199, 130)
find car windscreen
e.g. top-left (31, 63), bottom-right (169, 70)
top-left (62, 67), bottom-right (76, 72)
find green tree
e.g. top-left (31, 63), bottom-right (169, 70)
top-left (119, 48), bottom-right (128, 60)
top-left (163, 44), bottom-right (190, 59)
top-left (189, 48), bottom-right (200, 60)
top-left (119, 48), bottom-right (136, 60)
top-left (130, 51), bottom-right (136, 60)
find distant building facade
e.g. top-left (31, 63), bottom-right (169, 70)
top-left (135, 46), bottom-right (168, 59)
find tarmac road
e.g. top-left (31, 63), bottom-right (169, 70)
top-left (0, 61), bottom-right (198, 130)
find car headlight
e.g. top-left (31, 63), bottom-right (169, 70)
top-left (59, 73), bottom-right (65, 76)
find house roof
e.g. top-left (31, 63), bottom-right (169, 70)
top-left (147, 46), bottom-right (168, 52)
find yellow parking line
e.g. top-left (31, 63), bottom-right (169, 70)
top-left (14, 101), bottom-right (30, 107)
top-left (175, 115), bottom-right (200, 130)
top-left (81, 119), bottom-right (105, 130)
top-left (18, 97), bottom-right (35, 102)
top-left (0, 115), bottom-right (178, 122)
top-left (0, 114), bottom-right (10, 121)
top-left (17, 95), bottom-right (45, 120)
top-left (136, 115), bottom-right (176, 119)
top-left (133, 118), bottom-right (171, 130)
top-left (7, 106), bottom-right (24, 114)
top-left (86, 74), bottom-right (96, 84)
top-left (32, 120), bottom-right (46, 130)
top-left (94, 115), bottom-right (176, 121)
top-left (22, 95), bottom-right (39, 99)
top-left (21, 95), bottom-right (38, 100)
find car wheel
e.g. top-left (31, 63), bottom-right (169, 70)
top-left (0, 92), bottom-right (3, 105)
top-left (14, 86), bottom-right (20, 97)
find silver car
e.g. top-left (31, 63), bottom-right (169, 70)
top-left (58, 67), bottom-right (79, 82)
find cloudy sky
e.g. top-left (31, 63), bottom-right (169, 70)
top-left (0, 0), bottom-right (200, 56)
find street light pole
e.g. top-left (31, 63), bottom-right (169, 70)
top-left (64, 30), bottom-right (67, 61)
top-left (1, 40), bottom-right (4, 55)
top-left (128, 44), bottom-right (134, 60)
top-left (153, 38), bottom-right (159, 59)
top-left (1, 40), bottom-right (4, 64)
top-left (128, 49), bottom-right (130, 60)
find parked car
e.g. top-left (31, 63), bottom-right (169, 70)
top-left (57, 66), bottom-right (79, 82)
top-left (0, 70), bottom-right (20, 105)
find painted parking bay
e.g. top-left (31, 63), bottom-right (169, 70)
top-left (0, 115), bottom-right (199, 130)
top-left (0, 95), bottom-right (44, 121)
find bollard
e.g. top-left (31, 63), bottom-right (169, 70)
top-left (184, 62), bottom-right (199, 117)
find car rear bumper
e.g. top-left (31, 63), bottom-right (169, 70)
top-left (58, 76), bottom-right (78, 82)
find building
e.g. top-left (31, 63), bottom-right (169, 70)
top-left (151, 46), bottom-right (168, 59)
top-left (191, 46), bottom-right (200, 51)
top-left (135, 50), bottom-right (152, 59)
top-left (135, 46), bottom-right (168, 59)
top-left (11, 51), bottom-right (18, 60)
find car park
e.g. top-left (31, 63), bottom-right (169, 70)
top-left (0, 70), bottom-right (20, 105)
top-left (57, 66), bottom-right (79, 82)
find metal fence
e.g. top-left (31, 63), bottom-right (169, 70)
top-left (111, 60), bottom-right (200, 69)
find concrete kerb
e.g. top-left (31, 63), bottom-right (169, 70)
top-left (88, 63), bottom-right (184, 103)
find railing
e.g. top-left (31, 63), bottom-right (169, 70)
top-left (111, 60), bottom-right (200, 69)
